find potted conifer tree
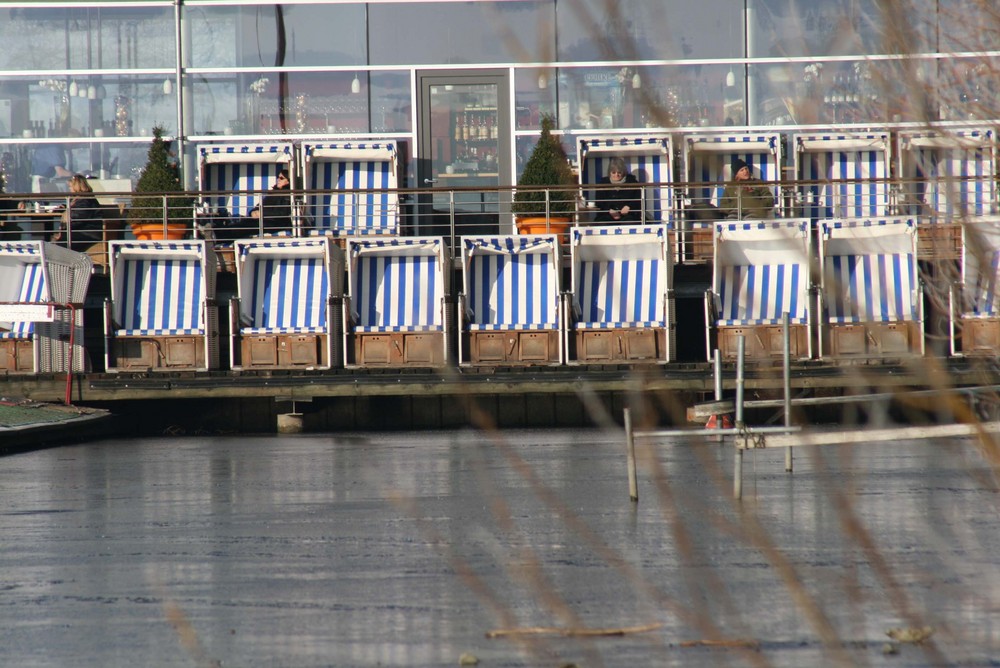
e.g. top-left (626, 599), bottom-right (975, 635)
top-left (128, 126), bottom-right (192, 240)
top-left (512, 114), bottom-right (576, 235)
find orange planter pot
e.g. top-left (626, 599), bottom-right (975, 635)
top-left (515, 216), bottom-right (572, 237)
top-left (131, 222), bottom-right (188, 241)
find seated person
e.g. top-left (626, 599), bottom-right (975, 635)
top-left (31, 143), bottom-right (73, 184)
top-left (719, 158), bottom-right (774, 220)
top-left (593, 157), bottom-right (642, 223)
top-left (211, 169), bottom-right (291, 242)
top-left (50, 174), bottom-right (104, 251)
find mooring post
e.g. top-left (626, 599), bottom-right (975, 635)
top-left (783, 311), bottom-right (793, 473)
top-left (713, 348), bottom-right (722, 402)
top-left (624, 408), bottom-right (638, 503)
top-left (734, 335), bottom-right (745, 500)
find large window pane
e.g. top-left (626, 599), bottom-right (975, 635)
top-left (552, 64), bottom-right (731, 131)
top-left (369, 2), bottom-right (551, 66)
top-left (1, 6), bottom-right (174, 71)
top-left (752, 0), bottom-right (889, 57)
top-left (185, 4), bottom-right (365, 69)
top-left (557, 0), bottom-right (740, 62)
top-left (0, 75), bottom-right (176, 143)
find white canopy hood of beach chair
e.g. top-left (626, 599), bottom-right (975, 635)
top-left (797, 137), bottom-right (888, 151)
top-left (902, 133), bottom-right (992, 149)
top-left (580, 140), bottom-right (669, 157)
top-left (686, 138), bottom-right (777, 153)
top-left (200, 146), bottom-right (293, 164)
top-left (306, 146), bottom-right (395, 162)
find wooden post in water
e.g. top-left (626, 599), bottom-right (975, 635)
top-left (733, 335), bottom-right (745, 500)
top-left (624, 408), bottom-right (638, 503)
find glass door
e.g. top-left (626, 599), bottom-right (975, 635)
top-left (416, 70), bottom-right (511, 238)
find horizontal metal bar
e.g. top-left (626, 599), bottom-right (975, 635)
top-left (762, 422), bottom-right (1000, 449)
top-left (635, 425), bottom-right (801, 439)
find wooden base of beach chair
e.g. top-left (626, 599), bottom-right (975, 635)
top-left (918, 224), bottom-right (961, 261)
top-left (718, 325), bottom-right (810, 360)
top-left (0, 339), bottom-right (35, 373)
top-left (959, 318), bottom-right (1000, 355)
top-left (572, 328), bottom-right (666, 363)
top-left (351, 332), bottom-right (445, 367)
top-left (240, 334), bottom-right (327, 369)
top-left (466, 330), bottom-right (560, 365)
top-left (827, 322), bottom-right (921, 357)
top-left (112, 336), bottom-right (206, 371)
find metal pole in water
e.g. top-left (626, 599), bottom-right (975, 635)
top-left (714, 348), bottom-right (722, 402)
top-left (783, 311), bottom-right (793, 473)
top-left (734, 335), bottom-right (745, 500)
top-left (624, 408), bottom-right (638, 503)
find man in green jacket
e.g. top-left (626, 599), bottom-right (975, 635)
top-left (719, 158), bottom-right (774, 220)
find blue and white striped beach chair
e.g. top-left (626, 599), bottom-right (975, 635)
top-left (459, 235), bottom-right (562, 365)
top-left (706, 219), bottom-right (813, 360)
top-left (683, 133), bottom-right (781, 262)
top-left (796, 132), bottom-right (891, 222)
top-left (230, 238), bottom-right (345, 370)
top-left (198, 143), bottom-right (295, 233)
top-left (567, 225), bottom-right (674, 363)
top-left (578, 135), bottom-right (675, 225)
top-left (0, 241), bottom-right (91, 373)
top-left (899, 128), bottom-right (996, 260)
top-left (104, 240), bottom-right (219, 371)
top-left (819, 218), bottom-right (923, 358)
top-left (950, 218), bottom-right (1000, 355)
top-left (344, 237), bottom-right (447, 367)
top-left (302, 142), bottom-right (399, 236)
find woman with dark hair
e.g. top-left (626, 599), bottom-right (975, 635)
top-left (211, 169), bottom-right (292, 241)
top-left (249, 168), bottom-right (292, 233)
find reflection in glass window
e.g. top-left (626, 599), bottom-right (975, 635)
top-left (370, 72), bottom-right (411, 134)
top-left (752, 0), bottom-right (887, 58)
top-left (556, 0), bottom-right (740, 62)
top-left (190, 72), bottom-right (370, 136)
top-left (369, 2), bottom-right (550, 65)
top-left (0, 6), bottom-right (174, 71)
top-left (186, 4), bottom-right (366, 69)
top-left (514, 68), bottom-right (557, 132)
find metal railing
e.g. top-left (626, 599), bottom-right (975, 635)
top-left (0, 175), bottom-right (995, 256)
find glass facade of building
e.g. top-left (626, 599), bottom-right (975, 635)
top-left (0, 0), bottom-right (996, 193)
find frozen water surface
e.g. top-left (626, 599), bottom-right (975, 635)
top-left (0, 429), bottom-right (998, 667)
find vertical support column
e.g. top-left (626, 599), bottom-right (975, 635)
top-left (624, 407), bottom-right (638, 503)
top-left (714, 348), bottom-right (722, 402)
top-left (733, 334), bottom-right (745, 500)
top-left (783, 310), bottom-right (793, 472)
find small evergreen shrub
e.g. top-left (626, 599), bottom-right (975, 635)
top-left (127, 126), bottom-right (192, 228)
top-left (512, 115), bottom-right (576, 217)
